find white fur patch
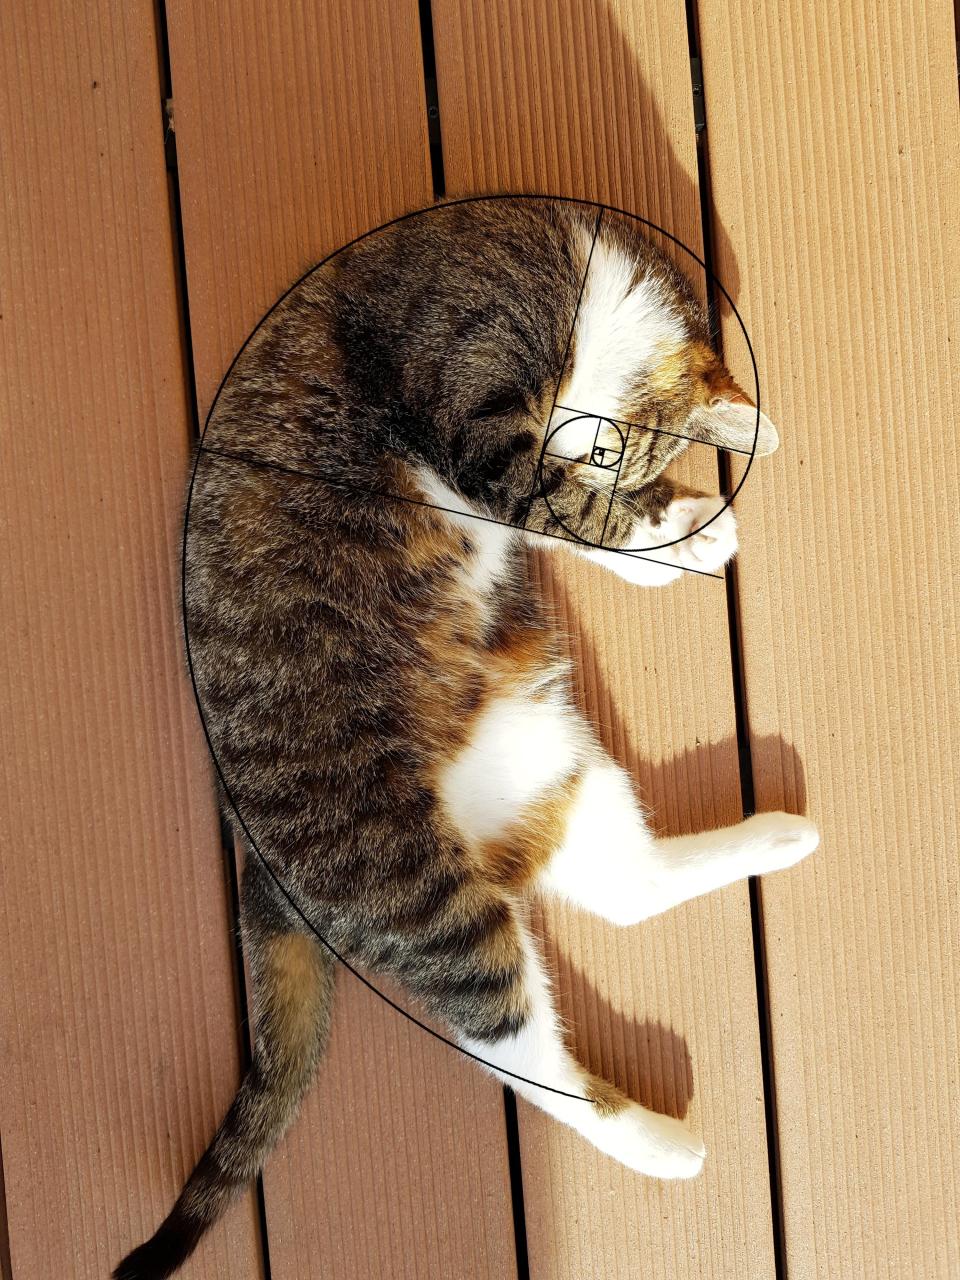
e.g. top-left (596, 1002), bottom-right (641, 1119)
top-left (414, 467), bottom-right (516, 599)
top-left (436, 691), bottom-right (585, 844)
top-left (539, 760), bottom-right (658, 924)
top-left (553, 227), bottom-right (685, 429)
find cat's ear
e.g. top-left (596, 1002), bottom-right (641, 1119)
top-left (695, 392), bottom-right (780, 457)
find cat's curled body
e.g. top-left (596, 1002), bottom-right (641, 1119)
top-left (116, 199), bottom-right (817, 1280)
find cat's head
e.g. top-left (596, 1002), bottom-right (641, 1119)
top-left (541, 210), bottom-right (777, 487)
top-left (334, 200), bottom-right (777, 535)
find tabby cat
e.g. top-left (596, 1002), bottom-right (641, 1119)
top-left (115, 197), bottom-right (818, 1279)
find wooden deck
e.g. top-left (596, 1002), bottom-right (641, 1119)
top-left (2, 1), bottom-right (957, 1277)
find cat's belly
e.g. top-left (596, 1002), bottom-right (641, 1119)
top-left (434, 686), bottom-right (591, 847)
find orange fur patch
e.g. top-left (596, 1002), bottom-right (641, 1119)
top-left (644, 344), bottom-right (692, 398)
top-left (584, 1074), bottom-right (630, 1117)
top-left (385, 466), bottom-right (496, 753)
top-left (486, 624), bottom-right (555, 684)
top-left (645, 338), bottom-right (719, 400)
top-left (263, 933), bottom-right (327, 1052)
top-left (475, 773), bottom-right (582, 889)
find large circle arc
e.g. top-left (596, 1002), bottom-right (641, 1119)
top-left (184, 195), bottom-right (762, 1100)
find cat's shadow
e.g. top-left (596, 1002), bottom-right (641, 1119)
top-left (450, 1), bottom-right (743, 312)
top-left (604, 16), bottom-right (742, 313)
top-left (532, 573), bottom-right (807, 1121)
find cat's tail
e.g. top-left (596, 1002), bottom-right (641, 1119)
top-left (113, 857), bottom-right (336, 1280)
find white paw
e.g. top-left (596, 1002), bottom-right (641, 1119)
top-left (665, 495), bottom-right (738, 574)
top-left (595, 1104), bottom-right (706, 1180)
top-left (742, 812), bottom-right (820, 874)
top-left (582, 494), bottom-right (736, 585)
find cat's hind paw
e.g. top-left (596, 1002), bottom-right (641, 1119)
top-left (596, 1104), bottom-right (706, 1180)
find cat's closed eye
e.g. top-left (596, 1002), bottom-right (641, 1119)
top-left (470, 388), bottom-right (528, 419)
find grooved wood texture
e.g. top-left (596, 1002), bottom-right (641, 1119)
top-left (700, 0), bottom-right (960, 1275)
top-left (165, 2), bottom-right (519, 1276)
top-left (167, 0), bottom-right (431, 415)
top-left (432, 2), bottom-right (776, 1276)
top-left (9, 2), bottom-right (956, 1277)
top-left (0, 2), bottom-right (261, 1276)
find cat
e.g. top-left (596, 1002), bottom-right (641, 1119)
top-left (115, 197), bottom-right (817, 1279)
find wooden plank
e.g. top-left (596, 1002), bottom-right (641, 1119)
top-left (432, 2), bottom-right (777, 1276)
top-left (0, 2), bottom-right (261, 1276)
top-left (165, 2), bottom-right (519, 1276)
top-left (699, 0), bottom-right (960, 1275)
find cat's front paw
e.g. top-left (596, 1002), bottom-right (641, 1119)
top-left (666, 495), bottom-right (738, 574)
top-left (582, 495), bottom-right (737, 585)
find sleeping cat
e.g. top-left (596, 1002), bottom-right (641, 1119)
top-left (115, 197), bottom-right (818, 1279)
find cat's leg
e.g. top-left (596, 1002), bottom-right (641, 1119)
top-left (579, 493), bottom-right (739, 586)
top-left (537, 751), bottom-right (819, 923)
top-left (455, 913), bottom-right (706, 1178)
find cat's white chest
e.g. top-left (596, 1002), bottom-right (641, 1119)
top-left (558, 230), bottom-right (685, 423)
top-left (414, 468), bottom-right (516, 600)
